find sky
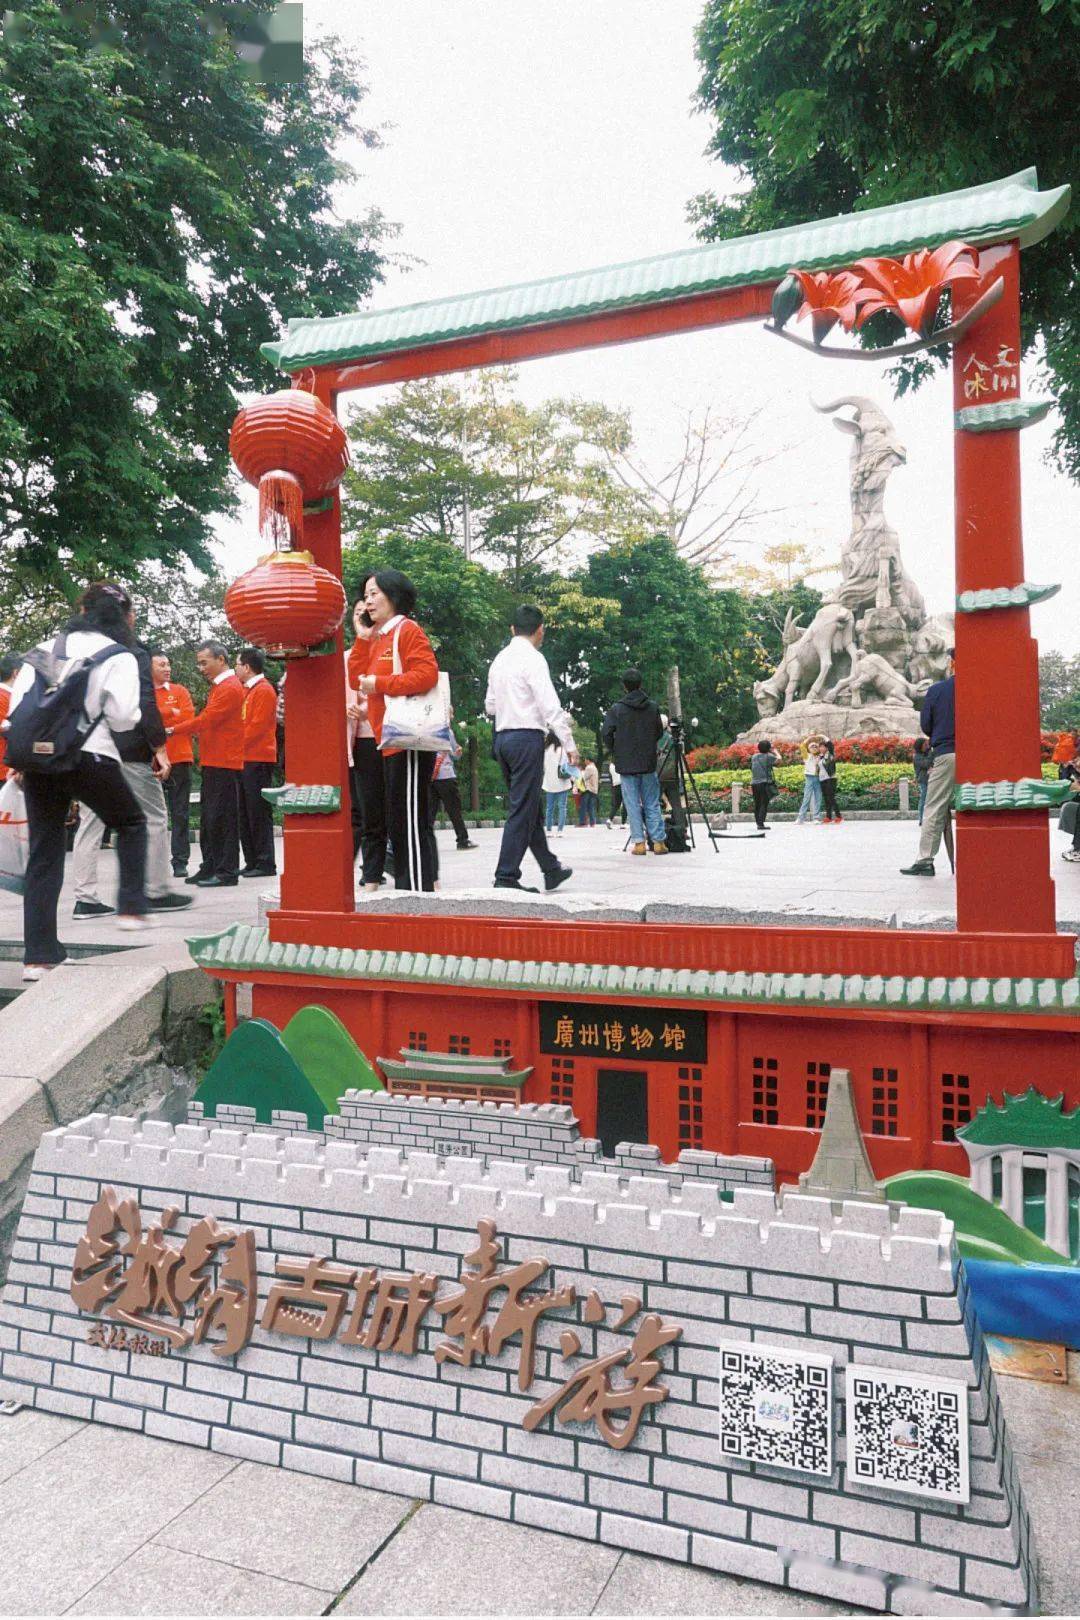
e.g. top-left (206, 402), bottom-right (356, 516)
top-left (223, 0), bottom-right (1078, 654)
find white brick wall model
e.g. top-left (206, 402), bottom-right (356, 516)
top-left (0, 1114), bottom-right (1034, 1616)
top-left (191, 1090), bottom-right (776, 1193)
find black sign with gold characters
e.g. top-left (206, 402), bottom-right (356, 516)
top-left (538, 1002), bottom-right (707, 1064)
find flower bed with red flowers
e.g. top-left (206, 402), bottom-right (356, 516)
top-left (690, 732), bottom-right (1067, 773)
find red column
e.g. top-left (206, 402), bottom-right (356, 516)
top-left (951, 241), bottom-right (1055, 934)
top-left (278, 381), bottom-right (355, 918)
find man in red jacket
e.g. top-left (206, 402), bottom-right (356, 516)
top-left (236, 646), bottom-right (278, 878)
top-left (168, 641), bottom-right (244, 887)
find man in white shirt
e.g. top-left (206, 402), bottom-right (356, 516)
top-left (485, 605), bottom-right (576, 892)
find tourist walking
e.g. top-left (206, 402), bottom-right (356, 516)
top-left (601, 668), bottom-right (667, 856)
top-left (0, 654), bottom-right (22, 781)
top-left (485, 605), bottom-right (575, 892)
top-left (543, 736), bottom-right (572, 834)
top-left (236, 647), bottom-right (278, 878)
top-left (430, 731), bottom-right (477, 850)
top-left (152, 652), bottom-right (195, 876)
top-left (902, 649), bottom-right (955, 876)
top-left (913, 736), bottom-right (932, 823)
top-left (750, 739), bottom-right (781, 830)
top-left (72, 623), bottom-right (191, 920)
top-left (577, 758), bottom-right (599, 826)
top-left (4, 582), bottom-right (149, 979)
top-left (352, 569), bottom-right (440, 892)
top-left (820, 739), bottom-right (842, 823)
top-left (796, 740), bottom-right (824, 823)
top-left (168, 641), bottom-right (244, 888)
top-left (345, 597), bottom-right (388, 890)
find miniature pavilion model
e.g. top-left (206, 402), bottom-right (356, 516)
top-left (187, 166), bottom-right (1079, 1194)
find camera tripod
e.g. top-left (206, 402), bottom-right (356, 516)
top-left (622, 717), bottom-right (762, 853)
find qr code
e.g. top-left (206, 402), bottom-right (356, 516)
top-left (845, 1365), bottom-right (970, 1504)
top-left (718, 1341), bottom-right (833, 1476)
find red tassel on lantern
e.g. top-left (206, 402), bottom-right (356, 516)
top-left (258, 469), bottom-right (305, 549)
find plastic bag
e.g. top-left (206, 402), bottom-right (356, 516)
top-left (379, 626), bottom-right (453, 753)
top-left (0, 775), bottom-right (29, 894)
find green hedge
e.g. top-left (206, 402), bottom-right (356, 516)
top-left (697, 763), bottom-right (914, 792)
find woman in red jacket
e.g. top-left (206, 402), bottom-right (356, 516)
top-left (351, 568), bottom-right (439, 891)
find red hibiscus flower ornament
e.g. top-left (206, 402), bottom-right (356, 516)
top-left (853, 241), bottom-right (981, 338)
top-left (791, 269), bottom-right (875, 346)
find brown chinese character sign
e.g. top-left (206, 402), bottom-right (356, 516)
top-left (539, 1002), bottom-right (706, 1064)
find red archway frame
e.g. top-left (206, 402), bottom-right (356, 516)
top-left (273, 241), bottom-right (1056, 947)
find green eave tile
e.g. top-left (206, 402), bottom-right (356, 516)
top-left (186, 924), bottom-right (1080, 1019)
top-left (957, 583), bottom-right (1061, 612)
top-left (262, 784), bottom-right (341, 814)
top-left (261, 168), bottom-right (1070, 373)
top-left (954, 399), bottom-right (1056, 433)
top-left (954, 778), bottom-right (1073, 811)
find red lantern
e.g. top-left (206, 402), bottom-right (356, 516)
top-left (229, 390), bottom-right (349, 547)
top-left (224, 551), bottom-right (346, 659)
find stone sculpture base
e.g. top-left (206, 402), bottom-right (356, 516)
top-left (739, 699), bottom-right (923, 745)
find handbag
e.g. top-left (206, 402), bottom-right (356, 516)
top-left (379, 625), bottom-right (453, 753)
top-left (765, 779), bottom-right (780, 801)
top-left (0, 776), bottom-right (29, 894)
top-left (557, 757), bottom-right (576, 781)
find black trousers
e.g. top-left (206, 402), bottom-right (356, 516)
top-left (163, 761), bottom-right (191, 873)
top-left (23, 753), bottom-right (146, 964)
top-left (751, 783), bottom-right (771, 829)
top-left (493, 729), bottom-right (559, 884)
top-left (431, 776), bottom-right (471, 845)
top-left (384, 749), bottom-right (436, 891)
top-left (350, 735), bottom-right (388, 883)
top-left (821, 777), bottom-right (839, 818)
top-left (239, 761), bottom-right (276, 871)
top-left (197, 766), bottom-right (241, 883)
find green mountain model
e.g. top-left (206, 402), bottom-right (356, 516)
top-left (884, 1170), bottom-right (1072, 1267)
top-left (193, 1017), bottom-right (330, 1131)
top-left (280, 1004), bottom-right (382, 1110)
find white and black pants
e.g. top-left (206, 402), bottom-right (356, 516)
top-left (384, 749), bottom-right (436, 891)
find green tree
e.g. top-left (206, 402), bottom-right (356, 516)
top-left (1039, 650), bottom-right (1080, 731)
top-left (0, 1), bottom-right (393, 594)
top-left (690, 0), bottom-right (1079, 475)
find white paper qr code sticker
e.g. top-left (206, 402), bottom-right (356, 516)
top-left (719, 1341), bottom-right (833, 1476)
top-left (845, 1364), bottom-right (970, 1503)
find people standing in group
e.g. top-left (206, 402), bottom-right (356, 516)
top-left (601, 668), bottom-right (667, 857)
top-left (152, 653), bottom-right (195, 877)
top-left (430, 726), bottom-right (478, 852)
top-left (913, 736), bottom-right (932, 824)
top-left (345, 597), bottom-right (389, 891)
top-left (750, 739), bottom-right (781, 830)
top-left (819, 739), bottom-right (842, 824)
top-left (1061, 748), bottom-right (1080, 864)
top-left (605, 760), bottom-right (625, 830)
top-left (0, 654), bottom-right (22, 780)
top-left (167, 641), bottom-right (244, 888)
top-left (577, 758), bottom-right (599, 827)
top-left (485, 605), bottom-right (575, 893)
top-left (5, 583), bottom-right (149, 980)
top-left (235, 647), bottom-right (278, 879)
top-left (1052, 730), bottom-right (1077, 778)
top-left (543, 734), bottom-right (572, 835)
top-left (902, 648), bottom-right (955, 877)
top-left (71, 617), bottom-right (191, 920)
top-left (796, 739), bottom-right (824, 824)
top-left (351, 569), bottom-right (440, 892)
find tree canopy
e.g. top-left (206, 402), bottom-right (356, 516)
top-left (0, 0), bottom-right (393, 595)
top-left (690, 0), bottom-right (1080, 476)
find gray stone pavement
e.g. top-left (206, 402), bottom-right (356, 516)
top-left (0, 1355), bottom-right (1076, 1616)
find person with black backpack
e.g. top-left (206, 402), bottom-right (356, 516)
top-left (3, 582), bottom-right (148, 979)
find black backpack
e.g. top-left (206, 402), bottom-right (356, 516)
top-left (5, 634), bottom-right (127, 775)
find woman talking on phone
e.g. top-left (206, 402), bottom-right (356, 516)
top-left (349, 568), bottom-right (440, 891)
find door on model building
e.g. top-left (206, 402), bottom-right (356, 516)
top-left (596, 1068), bottom-right (649, 1158)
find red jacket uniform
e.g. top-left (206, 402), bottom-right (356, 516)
top-left (154, 682), bottom-right (195, 765)
top-left (171, 672), bottom-right (244, 769)
top-left (241, 676), bottom-right (278, 763)
top-left (0, 685), bottom-right (11, 779)
top-left (347, 618), bottom-right (438, 756)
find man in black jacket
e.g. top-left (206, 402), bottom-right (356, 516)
top-left (901, 649), bottom-right (955, 877)
top-left (71, 634), bottom-right (193, 917)
top-left (602, 669), bottom-right (668, 855)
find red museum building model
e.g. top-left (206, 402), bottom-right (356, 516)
top-left (193, 168), bottom-right (1079, 1187)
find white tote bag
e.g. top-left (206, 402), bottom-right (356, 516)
top-left (0, 775), bottom-right (29, 894)
top-left (379, 625), bottom-right (453, 753)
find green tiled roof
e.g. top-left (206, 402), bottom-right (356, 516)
top-left (960, 1088), bottom-right (1080, 1149)
top-left (954, 778), bottom-right (1072, 812)
top-left (187, 924), bottom-right (1080, 1018)
top-left (956, 583), bottom-right (1060, 613)
top-left (261, 784), bottom-right (340, 814)
top-left (954, 399), bottom-right (1056, 433)
top-left (261, 168), bottom-right (1070, 373)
